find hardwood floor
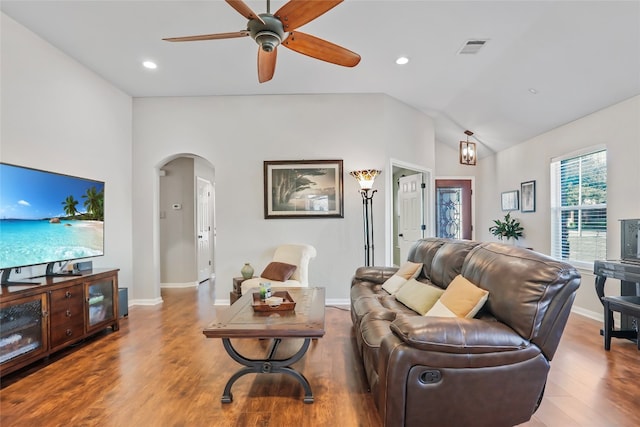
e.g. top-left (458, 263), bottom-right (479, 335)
top-left (1, 282), bottom-right (638, 426)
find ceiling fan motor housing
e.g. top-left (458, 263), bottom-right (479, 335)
top-left (248, 14), bottom-right (285, 52)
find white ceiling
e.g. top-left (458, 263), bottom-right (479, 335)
top-left (2, 1), bottom-right (639, 156)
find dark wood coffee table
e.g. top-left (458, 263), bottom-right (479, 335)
top-left (203, 287), bottom-right (325, 403)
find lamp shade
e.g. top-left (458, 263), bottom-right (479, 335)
top-left (350, 169), bottom-right (381, 190)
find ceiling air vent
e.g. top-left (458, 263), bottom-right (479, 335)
top-left (458, 39), bottom-right (488, 55)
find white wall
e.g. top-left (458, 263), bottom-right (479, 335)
top-left (476, 95), bottom-right (640, 318)
top-left (159, 157), bottom-right (196, 285)
top-left (132, 94), bottom-right (435, 303)
top-left (1, 14), bottom-right (134, 289)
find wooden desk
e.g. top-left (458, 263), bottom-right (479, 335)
top-left (603, 296), bottom-right (640, 350)
top-left (594, 260), bottom-right (640, 327)
top-left (594, 260), bottom-right (640, 334)
top-left (204, 287), bottom-right (325, 403)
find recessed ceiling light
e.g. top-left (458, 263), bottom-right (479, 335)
top-left (395, 56), bottom-right (409, 65)
top-left (528, 88), bottom-right (538, 94)
top-left (143, 61), bottom-right (157, 70)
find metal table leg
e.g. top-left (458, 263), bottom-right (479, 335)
top-left (220, 337), bottom-right (314, 403)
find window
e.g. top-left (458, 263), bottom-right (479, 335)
top-left (550, 148), bottom-right (607, 268)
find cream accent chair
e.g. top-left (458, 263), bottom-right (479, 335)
top-left (240, 244), bottom-right (317, 295)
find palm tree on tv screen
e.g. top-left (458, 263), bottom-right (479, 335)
top-left (62, 195), bottom-right (79, 218)
top-left (82, 186), bottom-right (104, 221)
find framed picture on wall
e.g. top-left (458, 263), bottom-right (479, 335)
top-left (264, 160), bottom-right (344, 219)
top-left (501, 190), bottom-right (519, 211)
top-left (521, 180), bottom-right (536, 212)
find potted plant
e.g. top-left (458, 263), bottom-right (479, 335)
top-left (489, 211), bottom-right (524, 242)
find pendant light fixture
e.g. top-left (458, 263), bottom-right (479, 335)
top-left (460, 130), bottom-right (477, 166)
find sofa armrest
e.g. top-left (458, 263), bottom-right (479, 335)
top-left (389, 316), bottom-right (529, 354)
top-left (351, 266), bottom-right (398, 286)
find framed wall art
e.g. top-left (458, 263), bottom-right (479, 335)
top-left (501, 190), bottom-right (520, 211)
top-left (264, 160), bottom-right (344, 219)
top-left (521, 180), bottom-right (536, 213)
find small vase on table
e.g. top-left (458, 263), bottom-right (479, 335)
top-left (241, 263), bottom-right (254, 279)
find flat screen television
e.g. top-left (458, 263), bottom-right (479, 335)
top-left (0, 162), bottom-right (104, 284)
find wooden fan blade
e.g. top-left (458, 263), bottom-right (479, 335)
top-left (258, 47), bottom-right (277, 83)
top-left (163, 31), bottom-right (249, 42)
top-left (226, 0), bottom-right (265, 24)
top-left (282, 31), bottom-right (360, 67)
top-left (275, 0), bottom-right (342, 31)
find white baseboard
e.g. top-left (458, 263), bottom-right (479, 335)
top-left (571, 306), bottom-right (603, 322)
top-left (326, 298), bottom-right (350, 307)
top-left (129, 297), bottom-right (163, 306)
top-left (160, 281), bottom-right (198, 289)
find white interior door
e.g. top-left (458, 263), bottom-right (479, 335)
top-left (196, 177), bottom-right (213, 283)
top-left (398, 173), bottom-right (423, 263)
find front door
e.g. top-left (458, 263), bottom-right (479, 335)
top-left (435, 179), bottom-right (472, 240)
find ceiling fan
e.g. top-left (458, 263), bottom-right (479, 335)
top-left (163, 0), bottom-right (361, 83)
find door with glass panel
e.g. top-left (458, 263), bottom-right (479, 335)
top-left (435, 179), bottom-right (472, 240)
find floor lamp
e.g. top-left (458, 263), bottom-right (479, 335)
top-left (350, 169), bottom-right (381, 266)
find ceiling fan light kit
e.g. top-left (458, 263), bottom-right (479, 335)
top-left (249, 14), bottom-right (285, 52)
top-left (163, 0), bottom-right (360, 83)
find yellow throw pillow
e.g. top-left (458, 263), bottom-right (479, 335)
top-left (395, 261), bottom-right (423, 279)
top-left (425, 274), bottom-right (488, 318)
top-left (395, 279), bottom-right (444, 315)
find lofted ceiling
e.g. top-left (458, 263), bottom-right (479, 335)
top-left (2, 0), bottom-right (639, 157)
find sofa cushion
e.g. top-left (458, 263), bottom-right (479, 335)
top-left (390, 316), bottom-right (530, 353)
top-left (351, 281), bottom-right (386, 301)
top-left (425, 274), bottom-right (488, 318)
top-left (260, 261), bottom-right (297, 282)
top-left (407, 238), bottom-right (448, 280)
top-left (353, 295), bottom-right (388, 322)
top-left (429, 240), bottom-right (480, 288)
top-left (395, 279), bottom-right (444, 315)
top-left (461, 243), bottom-right (581, 359)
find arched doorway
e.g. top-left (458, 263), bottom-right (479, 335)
top-left (158, 154), bottom-right (215, 288)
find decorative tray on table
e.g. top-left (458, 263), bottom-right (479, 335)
top-left (251, 291), bottom-right (296, 312)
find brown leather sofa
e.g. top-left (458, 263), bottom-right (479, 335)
top-left (350, 238), bottom-right (581, 427)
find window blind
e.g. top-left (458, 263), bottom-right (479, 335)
top-left (550, 149), bottom-right (607, 268)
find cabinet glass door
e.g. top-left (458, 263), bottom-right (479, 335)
top-left (0, 295), bottom-right (47, 365)
top-left (86, 280), bottom-right (115, 329)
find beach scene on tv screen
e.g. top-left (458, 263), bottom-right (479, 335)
top-left (0, 164), bottom-right (104, 269)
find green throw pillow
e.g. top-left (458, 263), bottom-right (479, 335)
top-left (395, 279), bottom-right (444, 315)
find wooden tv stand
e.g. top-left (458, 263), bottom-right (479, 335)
top-left (0, 268), bottom-right (120, 377)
